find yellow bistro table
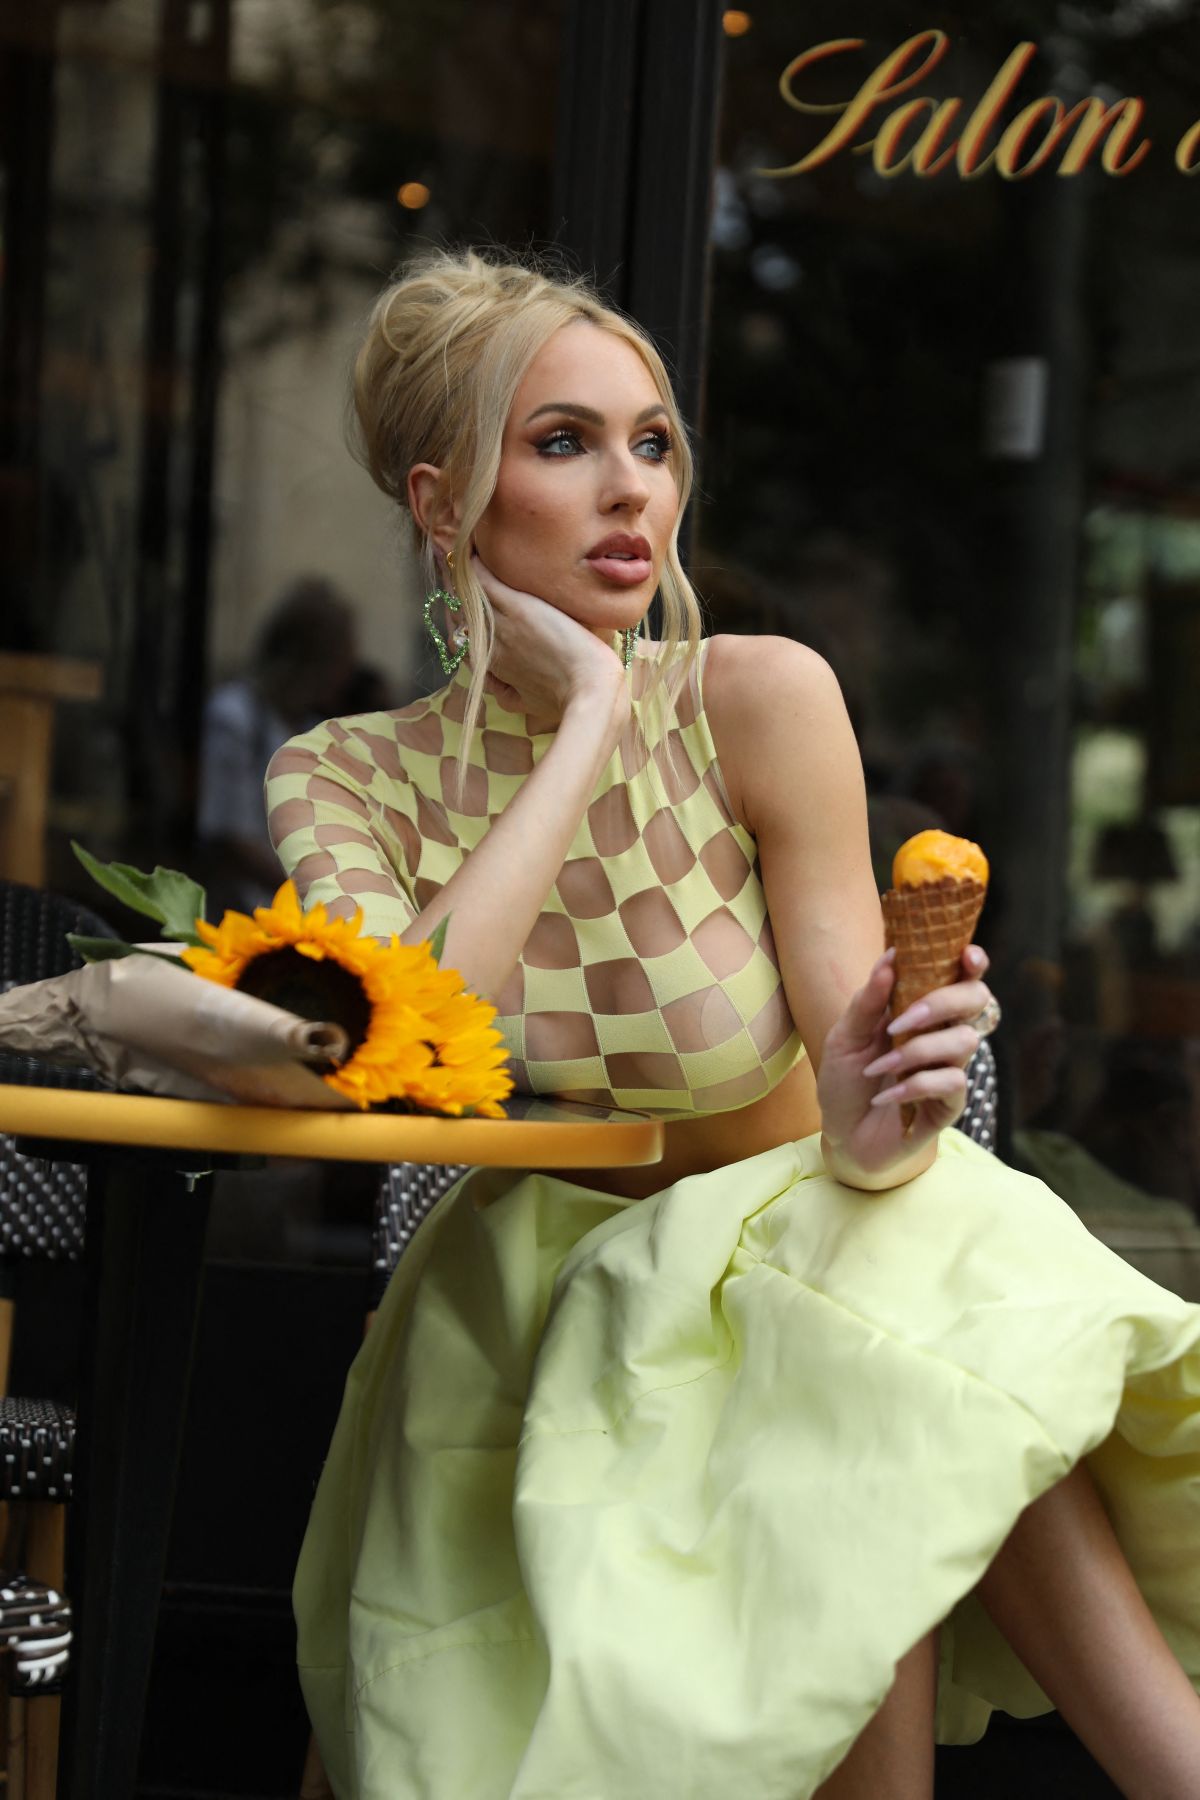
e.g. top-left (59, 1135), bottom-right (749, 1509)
top-left (0, 1081), bottom-right (663, 1800)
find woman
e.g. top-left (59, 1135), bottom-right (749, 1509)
top-left (266, 249), bottom-right (1200, 1799)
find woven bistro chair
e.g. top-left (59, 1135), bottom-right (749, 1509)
top-left (0, 1571), bottom-right (71, 1794)
top-left (0, 1576), bottom-right (70, 1688)
top-left (0, 879), bottom-right (119, 1795)
top-left (367, 1159), bottom-right (469, 1311)
top-left (0, 876), bottom-right (114, 1273)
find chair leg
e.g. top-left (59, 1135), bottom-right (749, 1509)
top-left (23, 1503), bottom-right (65, 1596)
top-left (0, 1266), bottom-right (64, 1800)
top-left (7, 1692), bottom-right (27, 1800)
top-left (2, 1498), bottom-right (25, 1799)
top-left (19, 1696), bottom-right (58, 1800)
top-left (6, 1688), bottom-right (58, 1800)
top-left (13, 1506), bottom-right (65, 1800)
top-left (0, 1286), bottom-right (14, 1642)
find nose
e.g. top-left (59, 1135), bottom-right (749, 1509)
top-left (600, 445), bottom-right (652, 515)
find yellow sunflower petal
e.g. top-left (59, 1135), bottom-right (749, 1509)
top-left (261, 880), bottom-right (304, 931)
top-left (184, 881), bottom-right (512, 1113)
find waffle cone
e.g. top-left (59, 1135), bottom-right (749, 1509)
top-left (880, 875), bottom-right (987, 1041)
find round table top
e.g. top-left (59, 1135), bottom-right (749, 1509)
top-left (0, 1082), bottom-right (664, 1168)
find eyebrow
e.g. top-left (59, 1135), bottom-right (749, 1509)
top-left (523, 401), bottom-right (669, 427)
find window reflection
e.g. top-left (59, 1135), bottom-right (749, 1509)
top-left (0, 0), bottom-right (561, 1266)
top-left (703, 2), bottom-right (1200, 1295)
top-left (0, 0), bottom-right (560, 875)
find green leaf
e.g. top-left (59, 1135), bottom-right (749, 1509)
top-left (428, 914), bottom-right (450, 966)
top-left (66, 934), bottom-right (188, 968)
top-left (72, 841), bottom-right (208, 941)
top-left (66, 934), bottom-right (133, 963)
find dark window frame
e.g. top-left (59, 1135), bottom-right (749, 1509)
top-left (554, 0), bottom-right (725, 561)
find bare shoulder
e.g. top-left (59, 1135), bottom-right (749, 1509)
top-left (701, 633), bottom-right (851, 833)
top-left (702, 632), bottom-right (839, 713)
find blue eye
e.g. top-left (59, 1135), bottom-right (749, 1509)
top-left (636, 430), bottom-right (673, 461)
top-left (537, 429), bottom-right (582, 456)
top-left (535, 425), bottom-right (674, 461)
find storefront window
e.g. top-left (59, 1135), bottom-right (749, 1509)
top-left (0, 0), bottom-right (561, 1278)
top-left (1, 0), bottom-right (562, 894)
top-left (702, 3), bottom-right (1200, 1290)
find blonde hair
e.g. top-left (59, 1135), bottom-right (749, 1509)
top-left (352, 245), bottom-right (703, 794)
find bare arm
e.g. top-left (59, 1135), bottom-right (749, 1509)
top-left (267, 559), bottom-right (631, 1005)
top-left (705, 634), bottom-right (991, 1191)
top-left (394, 682), bottom-right (623, 1000)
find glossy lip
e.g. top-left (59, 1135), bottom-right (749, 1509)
top-left (586, 531), bottom-right (652, 561)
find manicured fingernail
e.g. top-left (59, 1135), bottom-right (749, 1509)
top-left (871, 1085), bottom-right (906, 1106)
top-left (888, 1003), bottom-right (930, 1036)
top-left (864, 1051), bottom-right (900, 1077)
top-left (966, 946), bottom-right (985, 969)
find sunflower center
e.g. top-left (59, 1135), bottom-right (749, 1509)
top-left (235, 947), bottom-right (373, 1059)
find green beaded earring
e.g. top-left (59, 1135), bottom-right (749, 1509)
top-left (424, 551), bottom-right (469, 676)
top-left (621, 618), bottom-right (641, 670)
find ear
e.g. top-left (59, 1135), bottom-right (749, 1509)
top-left (408, 463), bottom-right (460, 558)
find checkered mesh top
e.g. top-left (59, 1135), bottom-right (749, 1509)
top-left (264, 638), bottom-right (806, 1119)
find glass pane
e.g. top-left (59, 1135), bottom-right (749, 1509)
top-left (3, 0), bottom-right (561, 892)
top-left (212, 0), bottom-right (565, 748)
top-left (0, 0), bottom-right (562, 1273)
top-left (703, 5), bottom-right (1200, 1296)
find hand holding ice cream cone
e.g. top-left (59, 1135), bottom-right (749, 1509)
top-left (882, 830), bottom-right (989, 1033)
top-left (879, 830), bottom-right (992, 1131)
top-left (817, 827), bottom-right (999, 1186)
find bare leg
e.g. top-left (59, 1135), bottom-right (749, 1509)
top-left (978, 1459), bottom-right (1200, 1800)
top-left (814, 1631), bottom-right (937, 1800)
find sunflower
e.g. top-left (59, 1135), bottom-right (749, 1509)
top-left (181, 881), bottom-right (512, 1116)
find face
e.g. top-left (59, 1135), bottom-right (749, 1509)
top-left (470, 321), bottom-right (680, 638)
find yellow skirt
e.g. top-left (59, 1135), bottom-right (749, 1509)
top-left (294, 1129), bottom-right (1200, 1799)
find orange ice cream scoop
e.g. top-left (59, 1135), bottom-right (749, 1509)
top-left (892, 829), bottom-right (989, 890)
top-left (881, 831), bottom-right (990, 1049)
top-left (880, 832), bottom-right (991, 1132)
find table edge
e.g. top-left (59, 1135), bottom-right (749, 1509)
top-left (0, 1083), bottom-right (665, 1167)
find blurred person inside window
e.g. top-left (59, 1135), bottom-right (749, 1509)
top-left (197, 577), bottom-right (358, 916)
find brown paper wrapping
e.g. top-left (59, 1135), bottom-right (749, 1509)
top-left (0, 952), bottom-right (357, 1109)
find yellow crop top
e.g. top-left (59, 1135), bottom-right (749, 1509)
top-left (264, 638), bottom-right (806, 1120)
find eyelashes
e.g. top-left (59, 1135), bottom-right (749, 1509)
top-left (637, 430), bottom-right (674, 462)
top-left (536, 426), bottom-right (674, 461)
